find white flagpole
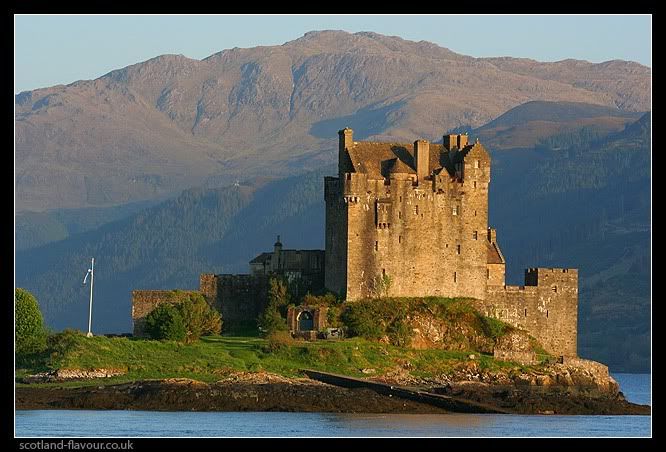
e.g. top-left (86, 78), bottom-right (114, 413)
top-left (87, 257), bottom-right (94, 337)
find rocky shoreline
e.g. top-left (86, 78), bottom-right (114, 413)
top-left (16, 369), bottom-right (650, 415)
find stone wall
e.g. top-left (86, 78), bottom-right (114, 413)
top-left (131, 290), bottom-right (199, 337)
top-left (213, 274), bottom-right (270, 328)
top-left (473, 267), bottom-right (578, 357)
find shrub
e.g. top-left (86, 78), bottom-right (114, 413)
top-left (15, 288), bottom-right (47, 355)
top-left (176, 292), bottom-right (222, 343)
top-left (341, 298), bottom-right (411, 345)
top-left (263, 330), bottom-right (295, 353)
top-left (47, 328), bottom-right (84, 356)
top-left (479, 315), bottom-right (508, 339)
top-left (301, 292), bottom-right (338, 306)
top-left (144, 304), bottom-right (187, 341)
top-left (257, 277), bottom-right (289, 336)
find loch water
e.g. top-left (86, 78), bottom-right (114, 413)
top-left (15, 373), bottom-right (651, 438)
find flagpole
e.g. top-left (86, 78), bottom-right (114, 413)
top-left (87, 257), bottom-right (94, 337)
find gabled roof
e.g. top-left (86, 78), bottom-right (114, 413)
top-left (249, 252), bottom-right (272, 264)
top-left (346, 142), bottom-right (453, 180)
top-left (487, 241), bottom-right (505, 264)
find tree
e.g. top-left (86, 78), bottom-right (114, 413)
top-left (257, 277), bottom-right (289, 336)
top-left (15, 288), bottom-right (46, 355)
top-left (176, 292), bottom-right (222, 343)
top-left (144, 303), bottom-right (186, 341)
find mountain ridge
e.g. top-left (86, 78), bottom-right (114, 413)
top-left (15, 30), bottom-right (650, 212)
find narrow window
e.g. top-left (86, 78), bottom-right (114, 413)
top-left (474, 210), bottom-right (477, 216)
top-left (457, 244), bottom-right (461, 255)
top-left (453, 272), bottom-right (457, 283)
top-left (452, 206), bottom-right (458, 216)
top-left (474, 160), bottom-right (480, 169)
top-left (375, 241), bottom-right (378, 251)
top-left (399, 235), bottom-right (402, 244)
top-left (524, 308), bottom-right (527, 317)
top-left (398, 211), bottom-right (402, 219)
top-left (399, 196), bottom-right (402, 202)
top-left (382, 268), bottom-right (386, 277)
top-left (546, 310), bottom-right (549, 318)
top-left (473, 181), bottom-right (477, 188)
top-left (552, 286), bottom-right (558, 293)
top-left (415, 205), bottom-right (419, 215)
top-left (473, 231), bottom-right (478, 240)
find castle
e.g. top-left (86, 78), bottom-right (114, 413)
top-left (132, 129), bottom-right (578, 357)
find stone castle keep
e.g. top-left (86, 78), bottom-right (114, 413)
top-left (132, 129), bottom-right (578, 357)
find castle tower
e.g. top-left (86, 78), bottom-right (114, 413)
top-left (325, 131), bottom-right (491, 301)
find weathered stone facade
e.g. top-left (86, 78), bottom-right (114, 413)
top-left (325, 128), bottom-right (579, 357)
top-left (131, 290), bottom-right (199, 336)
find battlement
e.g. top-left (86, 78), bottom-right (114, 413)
top-left (525, 267), bottom-right (579, 287)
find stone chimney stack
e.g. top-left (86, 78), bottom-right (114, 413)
top-left (414, 139), bottom-right (430, 184)
top-left (338, 128), bottom-right (353, 174)
top-left (443, 133), bottom-right (470, 151)
top-left (488, 227), bottom-right (497, 243)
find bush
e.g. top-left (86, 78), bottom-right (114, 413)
top-left (263, 330), bottom-right (295, 353)
top-left (257, 277), bottom-right (289, 336)
top-left (176, 292), bottom-right (222, 343)
top-left (479, 315), bottom-right (509, 339)
top-left (145, 304), bottom-right (187, 341)
top-left (15, 288), bottom-right (47, 355)
top-left (47, 328), bottom-right (84, 356)
top-left (341, 298), bottom-right (411, 346)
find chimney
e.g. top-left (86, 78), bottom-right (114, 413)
top-left (338, 128), bottom-right (353, 174)
top-left (488, 227), bottom-right (497, 243)
top-left (443, 133), bottom-right (469, 151)
top-left (414, 139), bottom-right (430, 184)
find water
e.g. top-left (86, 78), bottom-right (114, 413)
top-left (15, 373), bottom-right (651, 438)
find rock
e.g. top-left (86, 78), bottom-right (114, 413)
top-left (468, 354), bottom-right (476, 360)
top-left (536, 375), bottom-right (553, 387)
top-left (361, 368), bottom-right (376, 374)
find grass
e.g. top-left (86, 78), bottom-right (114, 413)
top-left (15, 333), bottom-right (536, 388)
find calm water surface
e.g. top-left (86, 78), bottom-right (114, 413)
top-left (15, 373), bottom-right (651, 437)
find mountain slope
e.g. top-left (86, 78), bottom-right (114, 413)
top-left (15, 30), bottom-right (651, 212)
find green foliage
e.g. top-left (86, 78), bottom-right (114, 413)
top-left (301, 292), bottom-right (338, 307)
top-left (267, 277), bottom-right (289, 309)
top-left (46, 329), bottom-right (85, 357)
top-left (257, 277), bottom-right (289, 336)
top-left (479, 315), bottom-right (509, 340)
top-left (15, 288), bottom-right (47, 355)
top-left (341, 298), bottom-right (411, 346)
top-left (173, 292), bottom-right (222, 343)
top-left (370, 273), bottom-right (393, 299)
top-left (263, 330), bottom-right (296, 353)
top-left (145, 304), bottom-right (187, 342)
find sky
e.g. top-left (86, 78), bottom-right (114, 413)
top-left (15, 14), bottom-right (652, 94)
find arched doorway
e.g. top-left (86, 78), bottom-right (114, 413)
top-left (298, 311), bottom-right (314, 331)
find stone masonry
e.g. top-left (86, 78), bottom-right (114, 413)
top-left (325, 128), bottom-right (579, 357)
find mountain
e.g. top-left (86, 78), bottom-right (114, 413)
top-left (15, 114), bottom-right (650, 371)
top-left (15, 30), bottom-right (651, 212)
top-left (474, 101), bottom-right (643, 149)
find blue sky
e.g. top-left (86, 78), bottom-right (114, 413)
top-left (15, 14), bottom-right (652, 93)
